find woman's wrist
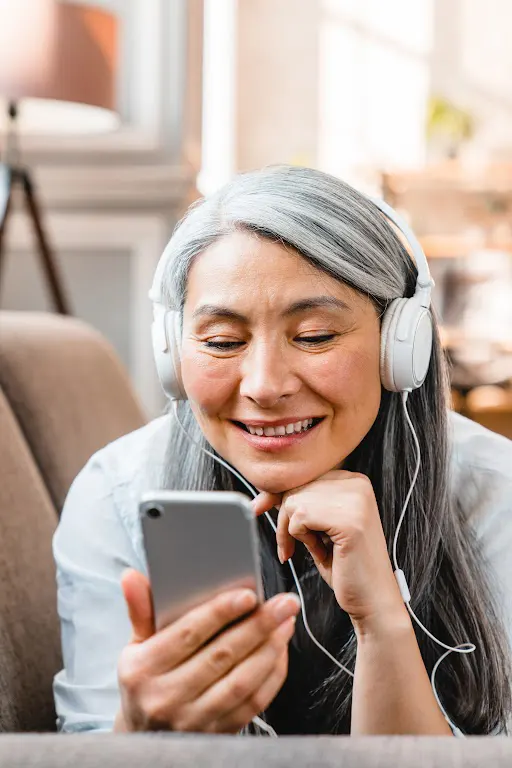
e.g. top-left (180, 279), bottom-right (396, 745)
top-left (351, 601), bottom-right (413, 643)
top-left (350, 600), bottom-right (453, 736)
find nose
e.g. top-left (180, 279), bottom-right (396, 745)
top-left (239, 339), bottom-right (301, 407)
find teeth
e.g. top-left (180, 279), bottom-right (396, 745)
top-left (246, 418), bottom-right (314, 436)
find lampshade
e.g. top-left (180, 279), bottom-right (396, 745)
top-left (0, 0), bottom-right (118, 135)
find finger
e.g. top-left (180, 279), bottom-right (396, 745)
top-left (282, 501), bottom-right (339, 564)
top-left (163, 592), bottom-right (300, 701)
top-left (251, 491), bottom-right (282, 518)
top-left (121, 568), bottom-right (155, 643)
top-left (287, 517), bottom-right (330, 565)
top-left (189, 617), bottom-right (295, 731)
top-left (276, 504), bottom-right (295, 563)
top-left (141, 588), bottom-right (259, 674)
top-left (213, 648), bottom-right (289, 734)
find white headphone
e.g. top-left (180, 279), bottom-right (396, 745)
top-left (149, 198), bottom-right (435, 401)
top-left (150, 200), bottom-right (473, 738)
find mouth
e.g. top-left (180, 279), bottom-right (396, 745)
top-left (231, 416), bottom-right (324, 437)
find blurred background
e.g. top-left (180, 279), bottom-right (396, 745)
top-left (1, 0), bottom-right (512, 432)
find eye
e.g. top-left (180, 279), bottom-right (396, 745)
top-left (296, 334), bottom-right (337, 345)
top-left (203, 340), bottom-right (245, 350)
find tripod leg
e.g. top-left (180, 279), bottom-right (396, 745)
top-left (0, 164), bottom-right (14, 297)
top-left (22, 169), bottom-right (72, 315)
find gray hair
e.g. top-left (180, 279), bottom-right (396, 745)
top-left (160, 165), bottom-right (413, 309)
top-left (160, 165), bottom-right (511, 734)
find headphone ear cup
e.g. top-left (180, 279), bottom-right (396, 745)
top-left (380, 298), bottom-right (406, 392)
top-left (380, 297), bottom-right (433, 393)
top-left (166, 310), bottom-right (187, 400)
top-left (152, 307), bottom-right (187, 401)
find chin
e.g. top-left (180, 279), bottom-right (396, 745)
top-left (254, 480), bottom-right (292, 495)
top-left (244, 466), bottom-right (324, 496)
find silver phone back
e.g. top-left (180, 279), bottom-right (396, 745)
top-left (140, 490), bottom-right (264, 630)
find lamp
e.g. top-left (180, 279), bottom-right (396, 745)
top-left (0, 0), bottom-right (118, 314)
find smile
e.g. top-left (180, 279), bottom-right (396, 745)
top-left (230, 417), bottom-right (325, 451)
top-left (233, 417), bottom-right (323, 436)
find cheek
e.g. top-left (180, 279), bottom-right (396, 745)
top-left (180, 349), bottom-right (238, 412)
top-left (311, 343), bottom-right (381, 406)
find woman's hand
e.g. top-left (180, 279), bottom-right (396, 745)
top-left (253, 471), bottom-right (408, 635)
top-left (114, 569), bottom-right (300, 733)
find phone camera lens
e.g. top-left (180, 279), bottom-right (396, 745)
top-left (146, 507), bottom-right (162, 520)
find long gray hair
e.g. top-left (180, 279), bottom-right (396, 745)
top-left (159, 165), bottom-right (511, 734)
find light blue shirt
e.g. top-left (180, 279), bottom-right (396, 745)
top-left (52, 411), bottom-right (512, 733)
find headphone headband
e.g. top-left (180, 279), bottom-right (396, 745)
top-left (370, 197), bottom-right (434, 303)
top-left (150, 195), bottom-right (434, 399)
top-left (149, 198), bottom-right (434, 310)
top-left (149, 240), bottom-right (171, 307)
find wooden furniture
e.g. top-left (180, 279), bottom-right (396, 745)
top-left (452, 385), bottom-right (512, 440)
top-left (381, 162), bottom-right (512, 259)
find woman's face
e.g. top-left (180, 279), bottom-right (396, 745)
top-left (181, 231), bottom-right (382, 494)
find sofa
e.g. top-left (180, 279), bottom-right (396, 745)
top-left (0, 310), bottom-right (511, 766)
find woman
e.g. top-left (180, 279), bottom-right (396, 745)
top-left (53, 165), bottom-right (512, 736)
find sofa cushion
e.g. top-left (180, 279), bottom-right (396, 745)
top-left (0, 734), bottom-right (511, 767)
top-left (0, 389), bottom-right (61, 732)
top-left (0, 312), bottom-right (146, 513)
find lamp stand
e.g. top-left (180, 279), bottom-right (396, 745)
top-left (0, 103), bottom-right (71, 315)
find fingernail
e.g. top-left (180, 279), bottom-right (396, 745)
top-left (273, 594), bottom-right (300, 623)
top-left (277, 545), bottom-right (290, 564)
top-left (276, 615), bottom-right (297, 640)
top-left (232, 590), bottom-right (258, 613)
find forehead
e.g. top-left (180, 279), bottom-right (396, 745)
top-left (185, 231), bottom-right (351, 305)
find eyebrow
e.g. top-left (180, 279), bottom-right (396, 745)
top-left (191, 295), bottom-right (351, 322)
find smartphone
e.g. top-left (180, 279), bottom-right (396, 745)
top-left (139, 490), bottom-right (265, 631)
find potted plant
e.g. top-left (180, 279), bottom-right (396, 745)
top-left (426, 95), bottom-right (476, 161)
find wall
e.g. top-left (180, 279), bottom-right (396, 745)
top-left (236, 0), bottom-right (320, 171)
top-left (203, 0), bottom-right (511, 189)
top-left (316, 0), bottom-right (432, 180)
top-left (432, 0), bottom-right (512, 162)
top-left (202, 0), bottom-right (433, 193)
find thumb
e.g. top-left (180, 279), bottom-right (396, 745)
top-left (252, 490), bottom-right (283, 518)
top-left (120, 568), bottom-right (155, 643)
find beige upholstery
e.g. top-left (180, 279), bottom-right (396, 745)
top-left (0, 389), bottom-right (61, 732)
top-left (0, 311), bottom-right (147, 732)
top-left (1, 733), bottom-right (512, 766)
top-left (0, 312), bottom-right (146, 513)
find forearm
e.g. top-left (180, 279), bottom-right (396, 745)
top-left (350, 608), bottom-right (452, 735)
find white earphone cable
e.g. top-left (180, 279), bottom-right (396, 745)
top-left (170, 397), bottom-right (472, 737)
top-left (394, 392), bottom-right (475, 737)
top-left (170, 401), bottom-right (354, 676)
